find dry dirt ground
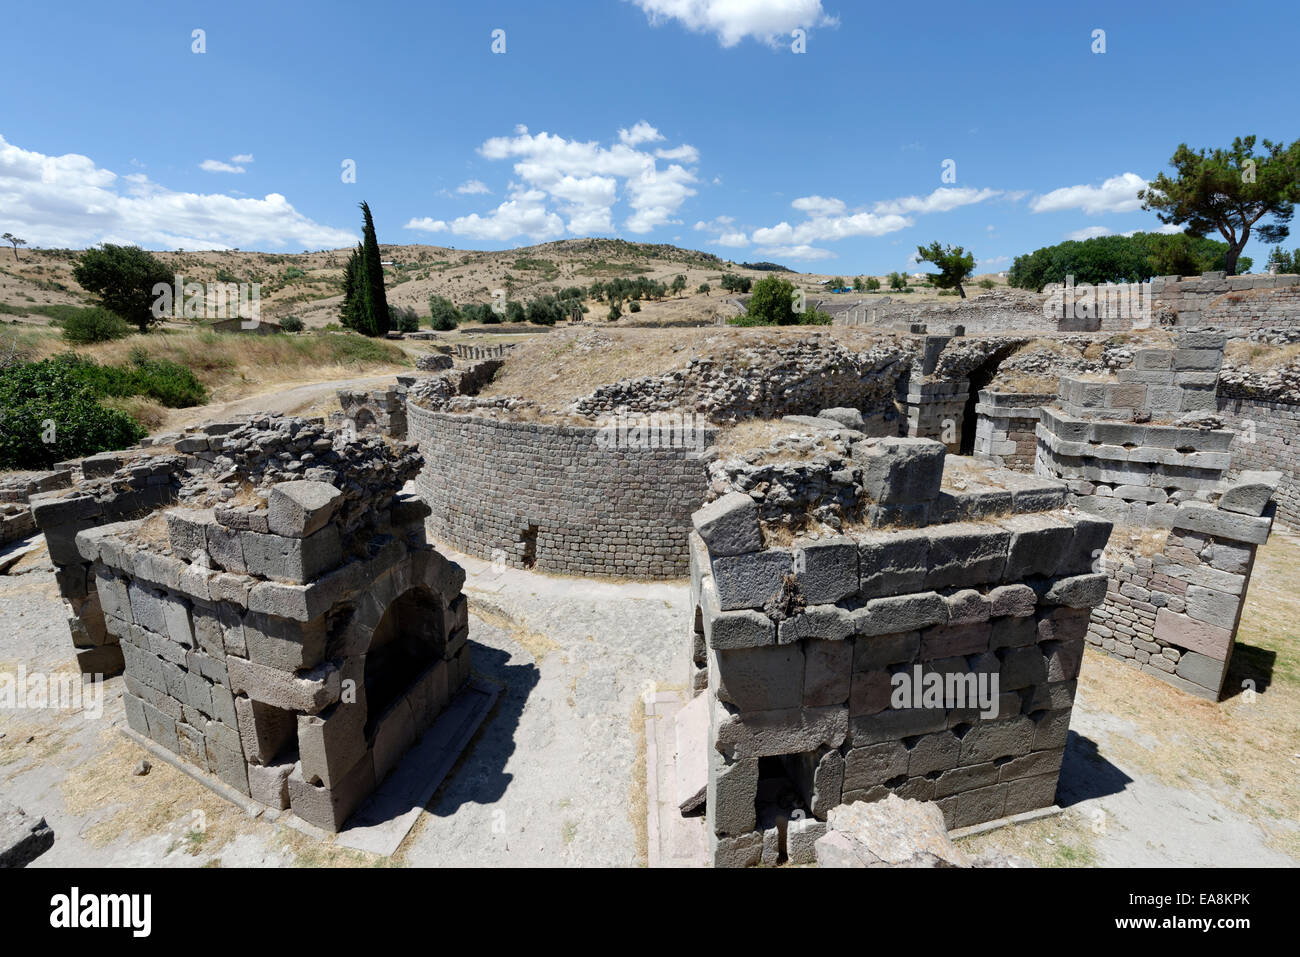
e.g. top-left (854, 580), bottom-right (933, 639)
top-left (1, 521), bottom-right (1298, 868)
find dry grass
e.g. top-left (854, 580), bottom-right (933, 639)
top-left (1225, 340), bottom-right (1300, 369)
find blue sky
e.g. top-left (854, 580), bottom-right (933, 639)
top-left (1, 0), bottom-right (1296, 273)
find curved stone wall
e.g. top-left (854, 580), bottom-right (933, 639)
top-left (408, 402), bottom-right (715, 578)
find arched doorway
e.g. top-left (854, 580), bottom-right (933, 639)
top-left (363, 586), bottom-right (446, 738)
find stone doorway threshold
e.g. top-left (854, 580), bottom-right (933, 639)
top-left (121, 678), bottom-right (500, 859)
top-left (645, 688), bottom-right (1064, 868)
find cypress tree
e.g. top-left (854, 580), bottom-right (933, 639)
top-left (339, 244), bottom-right (362, 330)
top-left (357, 201), bottom-right (389, 336)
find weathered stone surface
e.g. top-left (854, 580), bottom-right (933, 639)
top-left (266, 480), bottom-right (344, 538)
top-left (691, 492), bottom-right (762, 557)
top-left (0, 800), bottom-right (55, 868)
top-left (815, 795), bottom-right (971, 867)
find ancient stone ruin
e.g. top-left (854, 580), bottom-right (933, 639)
top-left (28, 414), bottom-right (471, 830)
top-left (683, 426), bottom-right (1112, 866)
top-left (1033, 331), bottom-right (1281, 699)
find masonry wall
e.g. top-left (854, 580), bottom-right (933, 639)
top-left (408, 402), bottom-right (714, 578)
top-left (974, 392), bottom-right (1053, 470)
top-left (1215, 395), bottom-right (1300, 529)
top-left (1152, 272), bottom-right (1300, 331)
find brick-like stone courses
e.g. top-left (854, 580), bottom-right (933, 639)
top-left (29, 457), bottom-right (185, 675)
top-left (409, 403), bottom-right (715, 578)
top-left (31, 414), bottom-right (422, 676)
top-left (1145, 272), bottom-right (1300, 333)
top-left (1087, 486), bottom-right (1276, 700)
top-left (79, 472), bottom-right (471, 832)
top-left (1216, 396), bottom-right (1300, 530)
top-left (689, 438), bottom-right (1113, 866)
top-left (336, 385), bottom-right (408, 438)
top-left (0, 470), bottom-right (71, 547)
top-left (1054, 331), bottom-right (1225, 422)
top-left (974, 392), bottom-right (1053, 469)
top-left (1036, 406), bottom-right (1234, 528)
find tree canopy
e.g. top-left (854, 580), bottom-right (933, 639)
top-left (914, 242), bottom-right (976, 298)
top-left (1007, 231), bottom-right (1253, 290)
top-left (1139, 135), bottom-right (1300, 275)
top-left (72, 244), bottom-right (172, 333)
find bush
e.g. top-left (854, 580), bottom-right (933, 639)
top-left (0, 358), bottom-right (146, 468)
top-left (51, 350), bottom-right (207, 407)
top-left (460, 303), bottom-right (499, 325)
top-left (389, 304), bottom-right (419, 333)
top-left (61, 306), bottom-right (132, 344)
top-left (744, 276), bottom-right (799, 325)
top-left (428, 296), bottom-right (460, 331)
top-left (978, 278), bottom-right (996, 290)
top-left (280, 315), bottom-right (305, 333)
top-left (628, 300), bottom-right (641, 313)
top-left (866, 277), bottom-right (881, 291)
top-left (505, 300), bottom-right (526, 324)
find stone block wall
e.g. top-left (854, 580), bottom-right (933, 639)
top-left (337, 385), bottom-right (409, 438)
top-left (1086, 475), bottom-right (1278, 700)
top-left (78, 474), bottom-right (470, 831)
top-left (974, 391), bottom-right (1054, 469)
top-left (1036, 406), bottom-right (1234, 528)
top-left (408, 402), bottom-right (714, 578)
top-left (902, 378), bottom-right (968, 452)
top-left (1055, 331), bottom-right (1225, 422)
top-left (0, 470), bottom-right (72, 547)
top-left (1215, 395), bottom-right (1300, 529)
top-left (1150, 272), bottom-right (1300, 331)
top-left (688, 435), bottom-right (1113, 866)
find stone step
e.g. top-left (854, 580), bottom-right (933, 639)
top-left (673, 690), bottom-right (709, 814)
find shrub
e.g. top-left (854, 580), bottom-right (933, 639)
top-left (61, 307), bottom-right (132, 344)
top-left (744, 276), bottom-right (799, 325)
top-left (280, 315), bottom-right (305, 333)
top-left (429, 296), bottom-right (460, 331)
top-left (0, 358), bottom-right (146, 468)
top-left (866, 277), bottom-right (881, 291)
top-left (628, 300), bottom-right (641, 313)
top-left (505, 300), bottom-right (526, 324)
top-left (978, 278), bottom-right (996, 290)
top-left (389, 304), bottom-right (419, 333)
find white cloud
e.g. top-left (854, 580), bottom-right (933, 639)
top-left (1065, 226), bottom-right (1113, 241)
top-left (754, 243), bottom-right (835, 261)
top-left (0, 134), bottom-right (354, 250)
top-left (618, 122), bottom-right (663, 147)
top-left (404, 217), bottom-right (448, 232)
top-left (694, 217), bottom-right (748, 247)
top-left (229, 153), bottom-right (254, 164)
top-left (978, 255), bottom-right (1009, 268)
top-left (474, 124), bottom-right (698, 236)
top-left (715, 231), bottom-right (749, 247)
top-left (791, 195), bottom-right (846, 217)
top-left (455, 179), bottom-right (492, 195)
top-left (1031, 172), bottom-right (1147, 216)
top-left (200, 159), bottom-right (246, 174)
top-left (872, 187), bottom-right (1001, 216)
top-left (630, 0), bottom-right (838, 47)
top-left (656, 144), bottom-right (700, 163)
top-left (442, 187), bottom-right (566, 242)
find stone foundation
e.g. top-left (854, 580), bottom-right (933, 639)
top-left (686, 432), bottom-right (1112, 866)
top-left (974, 391), bottom-right (1053, 469)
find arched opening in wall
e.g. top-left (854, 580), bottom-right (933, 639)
top-left (959, 349), bottom-right (1018, 455)
top-left (354, 407), bottom-right (377, 432)
top-left (363, 586), bottom-right (445, 738)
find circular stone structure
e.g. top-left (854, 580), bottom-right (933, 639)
top-left (408, 401), bottom-right (716, 578)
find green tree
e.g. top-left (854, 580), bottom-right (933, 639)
top-left (866, 277), bottom-right (881, 291)
top-left (72, 244), bottom-right (173, 332)
top-left (1139, 136), bottom-right (1300, 275)
top-left (280, 315), bottom-right (305, 333)
top-left (61, 307), bottom-right (131, 344)
top-left (914, 242), bottom-right (976, 298)
top-left (505, 300), bottom-right (526, 323)
top-left (671, 274), bottom-right (687, 297)
top-left (339, 246), bottom-right (362, 330)
top-left (745, 275), bottom-right (799, 325)
top-left (852, 276), bottom-right (866, 291)
top-left (887, 271), bottom-right (908, 291)
top-left (2, 233), bottom-right (26, 262)
top-left (1267, 246), bottom-right (1299, 273)
top-left (355, 201), bottom-right (390, 336)
top-left (428, 296), bottom-right (460, 331)
top-left (829, 276), bottom-right (846, 289)
top-left (698, 283), bottom-right (711, 295)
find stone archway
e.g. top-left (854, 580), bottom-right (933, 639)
top-left (361, 586), bottom-right (446, 738)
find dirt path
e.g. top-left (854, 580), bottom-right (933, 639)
top-left (163, 372), bottom-right (401, 430)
